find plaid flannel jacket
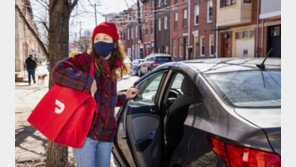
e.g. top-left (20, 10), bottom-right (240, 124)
top-left (52, 53), bottom-right (127, 142)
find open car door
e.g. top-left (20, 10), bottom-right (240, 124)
top-left (124, 71), bottom-right (167, 167)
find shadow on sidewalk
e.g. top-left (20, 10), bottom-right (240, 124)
top-left (15, 124), bottom-right (48, 156)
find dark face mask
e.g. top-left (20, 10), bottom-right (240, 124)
top-left (94, 41), bottom-right (114, 58)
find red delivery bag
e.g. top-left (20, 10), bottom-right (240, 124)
top-left (27, 58), bottom-right (96, 148)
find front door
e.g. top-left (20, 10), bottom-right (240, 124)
top-left (116, 70), bottom-right (167, 167)
top-left (221, 32), bottom-right (232, 57)
top-left (268, 25), bottom-right (281, 58)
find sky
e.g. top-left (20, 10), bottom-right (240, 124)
top-left (30, 0), bottom-right (136, 42)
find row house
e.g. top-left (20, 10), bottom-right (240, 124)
top-left (155, 0), bottom-right (171, 54)
top-left (216, 0), bottom-right (281, 58)
top-left (105, 5), bottom-right (142, 60)
top-left (15, 0), bottom-right (43, 72)
top-left (109, 0), bottom-right (281, 61)
top-left (141, 0), bottom-right (156, 57)
top-left (171, 0), bottom-right (217, 61)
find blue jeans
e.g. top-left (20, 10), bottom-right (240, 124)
top-left (27, 70), bottom-right (36, 84)
top-left (73, 137), bottom-right (112, 167)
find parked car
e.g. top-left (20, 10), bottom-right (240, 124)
top-left (130, 59), bottom-right (145, 76)
top-left (112, 57), bottom-right (281, 167)
top-left (139, 53), bottom-right (172, 76)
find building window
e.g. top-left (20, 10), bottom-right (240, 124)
top-left (127, 29), bottom-right (130, 40)
top-left (159, 0), bottom-right (161, 7)
top-left (183, 9), bottom-right (187, 28)
top-left (244, 0), bottom-right (251, 3)
top-left (164, 0), bottom-right (167, 5)
top-left (221, 0), bottom-right (236, 8)
top-left (210, 35), bottom-right (214, 56)
top-left (174, 0), bottom-right (178, 4)
top-left (174, 12), bottom-right (178, 29)
top-left (131, 28), bottom-right (134, 39)
top-left (135, 26), bottom-right (138, 38)
top-left (200, 36), bottom-right (205, 56)
top-left (158, 18), bottom-right (162, 31)
top-left (249, 30), bottom-right (255, 38)
top-left (242, 31), bottom-right (248, 39)
top-left (164, 17), bottom-right (168, 30)
top-left (235, 32), bottom-right (240, 39)
top-left (271, 26), bottom-right (281, 37)
top-left (208, 1), bottom-right (213, 23)
top-left (194, 5), bottom-right (199, 25)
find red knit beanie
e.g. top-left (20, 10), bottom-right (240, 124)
top-left (92, 22), bottom-right (119, 42)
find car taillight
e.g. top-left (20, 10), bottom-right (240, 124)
top-left (207, 136), bottom-right (281, 167)
top-left (153, 62), bottom-right (161, 65)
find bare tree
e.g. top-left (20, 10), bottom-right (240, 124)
top-left (74, 29), bottom-right (92, 53)
top-left (46, 1), bottom-right (78, 166)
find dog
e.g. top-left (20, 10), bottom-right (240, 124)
top-left (38, 74), bottom-right (47, 85)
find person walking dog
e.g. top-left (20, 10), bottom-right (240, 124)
top-left (52, 22), bottom-right (139, 167)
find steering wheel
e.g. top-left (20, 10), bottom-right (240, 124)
top-left (166, 88), bottom-right (182, 109)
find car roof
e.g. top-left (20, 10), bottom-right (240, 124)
top-left (156, 57), bottom-right (281, 75)
top-left (147, 53), bottom-right (171, 57)
top-left (183, 57), bottom-right (281, 74)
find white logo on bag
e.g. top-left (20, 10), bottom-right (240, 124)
top-left (55, 99), bottom-right (65, 114)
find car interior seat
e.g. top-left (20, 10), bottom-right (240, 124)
top-left (164, 76), bottom-right (200, 160)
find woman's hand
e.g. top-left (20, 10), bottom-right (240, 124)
top-left (90, 79), bottom-right (97, 97)
top-left (126, 85), bottom-right (139, 99)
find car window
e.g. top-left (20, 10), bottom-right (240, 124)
top-left (131, 72), bottom-right (165, 106)
top-left (205, 70), bottom-right (281, 108)
top-left (155, 57), bottom-right (171, 63)
top-left (170, 73), bottom-right (185, 93)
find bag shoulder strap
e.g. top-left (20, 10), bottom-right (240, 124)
top-left (89, 56), bottom-right (95, 76)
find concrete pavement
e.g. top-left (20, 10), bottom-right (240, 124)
top-left (15, 63), bottom-right (139, 166)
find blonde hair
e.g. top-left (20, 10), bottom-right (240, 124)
top-left (88, 40), bottom-right (129, 81)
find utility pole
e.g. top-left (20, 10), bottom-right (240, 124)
top-left (137, 0), bottom-right (143, 58)
top-left (79, 21), bottom-right (82, 37)
top-left (94, 3), bottom-right (97, 26)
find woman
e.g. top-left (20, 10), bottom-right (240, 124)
top-left (52, 22), bottom-right (139, 167)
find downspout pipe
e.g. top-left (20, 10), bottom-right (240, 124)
top-left (187, 0), bottom-right (191, 60)
top-left (256, 0), bottom-right (260, 57)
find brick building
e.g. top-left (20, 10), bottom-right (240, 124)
top-left (170, 0), bottom-right (217, 61)
top-left (189, 0), bottom-right (217, 59)
top-left (107, 0), bottom-right (281, 61)
top-left (15, 0), bottom-right (44, 72)
top-left (155, 0), bottom-right (171, 54)
top-left (216, 0), bottom-right (281, 58)
top-left (141, 0), bottom-right (156, 57)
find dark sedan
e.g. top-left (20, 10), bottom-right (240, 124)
top-left (112, 58), bottom-right (281, 167)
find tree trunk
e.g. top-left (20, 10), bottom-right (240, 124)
top-left (46, 0), bottom-right (71, 166)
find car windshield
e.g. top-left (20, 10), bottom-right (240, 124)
top-left (205, 70), bottom-right (281, 108)
top-left (155, 57), bottom-right (171, 63)
top-left (132, 60), bottom-right (140, 65)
